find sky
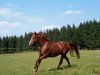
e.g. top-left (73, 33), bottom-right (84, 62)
top-left (0, 0), bottom-right (100, 37)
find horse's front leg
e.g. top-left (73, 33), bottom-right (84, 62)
top-left (34, 54), bottom-right (46, 72)
top-left (34, 58), bottom-right (41, 72)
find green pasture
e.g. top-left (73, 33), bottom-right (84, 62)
top-left (0, 50), bottom-right (100, 75)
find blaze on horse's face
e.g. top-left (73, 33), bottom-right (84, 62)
top-left (29, 33), bottom-right (37, 47)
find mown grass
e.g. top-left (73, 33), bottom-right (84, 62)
top-left (0, 50), bottom-right (100, 75)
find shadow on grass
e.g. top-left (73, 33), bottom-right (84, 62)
top-left (49, 65), bottom-right (77, 71)
top-left (40, 64), bottom-right (77, 72)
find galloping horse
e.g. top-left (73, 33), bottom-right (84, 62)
top-left (29, 32), bottom-right (80, 72)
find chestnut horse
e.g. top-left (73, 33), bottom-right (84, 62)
top-left (29, 32), bottom-right (80, 72)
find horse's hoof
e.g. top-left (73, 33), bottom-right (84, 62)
top-left (68, 65), bottom-right (71, 67)
top-left (33, 69), bottom-right (38, 75)
top-left (33, 69), bottom-right (37, 72)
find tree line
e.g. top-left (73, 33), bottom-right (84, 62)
top-left (0, 19), bottom-right (100, 53)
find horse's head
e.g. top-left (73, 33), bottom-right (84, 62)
top-left (29, 32), bottom-right (49, 47)
top-left (29, 32), bottom-right (38, 47)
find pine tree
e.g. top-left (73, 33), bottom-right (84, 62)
top-left (8, 36), bottom-right (17, 53)
top-left (16, 35), bottom-right (23, 52)
top-left (60, 26), bottom-right (67, 41)
top-left (23, 33), bottom-right (30, 51)
top-left (1, 36), bottom-right (9, 53)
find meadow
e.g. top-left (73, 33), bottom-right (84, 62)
top-left (0, 50), bottom-right (100, 75)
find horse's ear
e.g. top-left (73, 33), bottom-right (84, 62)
top-left (34, 32), bottom-right (36, 34)
top-left (34, 32), bottom-right (37, 36)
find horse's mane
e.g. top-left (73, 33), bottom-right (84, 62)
top-left (37, 33), bottom-right (49, 42)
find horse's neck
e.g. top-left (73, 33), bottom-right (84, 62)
top-left (37, 37), bottom-right (49, 47)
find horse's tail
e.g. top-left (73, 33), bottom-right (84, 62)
top-left (68, 43), bottom-right (80, 59)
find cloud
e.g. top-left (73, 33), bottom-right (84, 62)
top-left (0, 21), bottom-right (21, 29)
top-left (0, 29), bottom-right (13, 36)
top-left (64, 10), bottom-right (82, 15)
top-left (0, 7), bottom-right (24, 18)
top-left (0, 8), bottom-right (13, 17)
top-left (42, 25), bottom-right (61, 30)
top-left (0, 21), bottom-right (22, 37)
top-left (0, 5), bottom-right (47, 37)
top-left (0, 6), bottom-right (46, 24)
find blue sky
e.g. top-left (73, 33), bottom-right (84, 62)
top-left (0, 0), bottom-right (100, 37)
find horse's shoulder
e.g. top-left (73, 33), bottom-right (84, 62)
top-left (41, 42), bottom-right (51, 49)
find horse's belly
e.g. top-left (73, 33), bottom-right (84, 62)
top-left (48, 49), bottom-right (62, 57)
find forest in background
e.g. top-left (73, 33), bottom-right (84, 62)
top-left (0, 19), bottom-right (100, 53)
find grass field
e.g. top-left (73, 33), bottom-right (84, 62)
top-left (0, 50), bottom-right (100, 75)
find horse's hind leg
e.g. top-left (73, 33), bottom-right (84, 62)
top-left (70, 49), bottom-right (74, 56)
top-left (57, 55), bottom-right (63, 69)
top-left (63, 55), bottom-right (71, 66)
